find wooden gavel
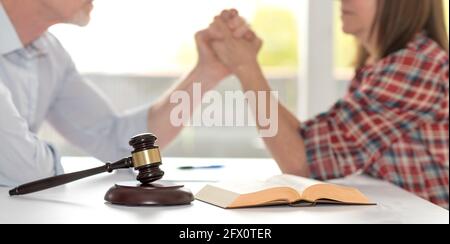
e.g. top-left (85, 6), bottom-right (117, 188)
top-left (9, 133), bottom-right (164, 196)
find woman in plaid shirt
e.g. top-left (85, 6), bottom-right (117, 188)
top-left (210, 0), bottom-right (449, 208)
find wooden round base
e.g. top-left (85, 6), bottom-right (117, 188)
top-left (104, 181), bottom-right (194, 206)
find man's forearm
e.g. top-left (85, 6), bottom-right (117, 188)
top-left (147, 66), bottom-right (226, 149)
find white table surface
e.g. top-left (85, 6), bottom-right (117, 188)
top-left (0, 157), bottom-right (448, 224)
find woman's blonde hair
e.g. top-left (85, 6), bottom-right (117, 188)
top-left (356, 0), bottom-right (449, 69)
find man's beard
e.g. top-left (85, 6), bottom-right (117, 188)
top-left (67, 9), bottom-right (91, 27)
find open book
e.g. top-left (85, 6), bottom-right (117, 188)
top-left (195, 174), bottom-right (374, 208)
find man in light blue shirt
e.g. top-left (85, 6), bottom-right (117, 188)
top-left (0, 0), bottom-right (248, 186)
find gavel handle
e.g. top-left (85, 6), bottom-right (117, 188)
top-left (9, 157), bottom-right (133, 196)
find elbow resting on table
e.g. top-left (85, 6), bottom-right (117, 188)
top-left (0, 155), bottom-right (56, 187)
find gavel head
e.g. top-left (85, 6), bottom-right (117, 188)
top-left (129, 133), bottom-right (165, 184)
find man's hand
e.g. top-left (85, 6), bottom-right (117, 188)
top-left (194, 9), bottom-right (254, 84)
top-left (208, 14), bottom-right (263, 76)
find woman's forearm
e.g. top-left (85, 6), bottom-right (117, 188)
top-left (236, 63), bottom-right (310, 176)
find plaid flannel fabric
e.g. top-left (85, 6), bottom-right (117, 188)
top-left (300, 33), bottom-right (449, 209)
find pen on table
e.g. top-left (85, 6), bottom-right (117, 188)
top-left (177, 165), bottom-right (224, 170)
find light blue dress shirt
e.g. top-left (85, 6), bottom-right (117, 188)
top-left (0, 4), bottom-right (149, 186)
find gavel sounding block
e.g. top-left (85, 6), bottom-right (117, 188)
top-left (104, 181), bottom-right (194, 206)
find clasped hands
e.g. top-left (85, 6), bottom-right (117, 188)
top-left (195, 9), bottom-right (263, 84)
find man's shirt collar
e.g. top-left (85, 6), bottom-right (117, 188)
top-left (0, 2), bottom-right (23, 55)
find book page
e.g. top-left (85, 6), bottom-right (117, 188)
top-left (196, 180), bottom-right (302, 208)
top-left (209, 180), bottom-right (288, 195)
top-left (266, 174), bottom-right (323, 193)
